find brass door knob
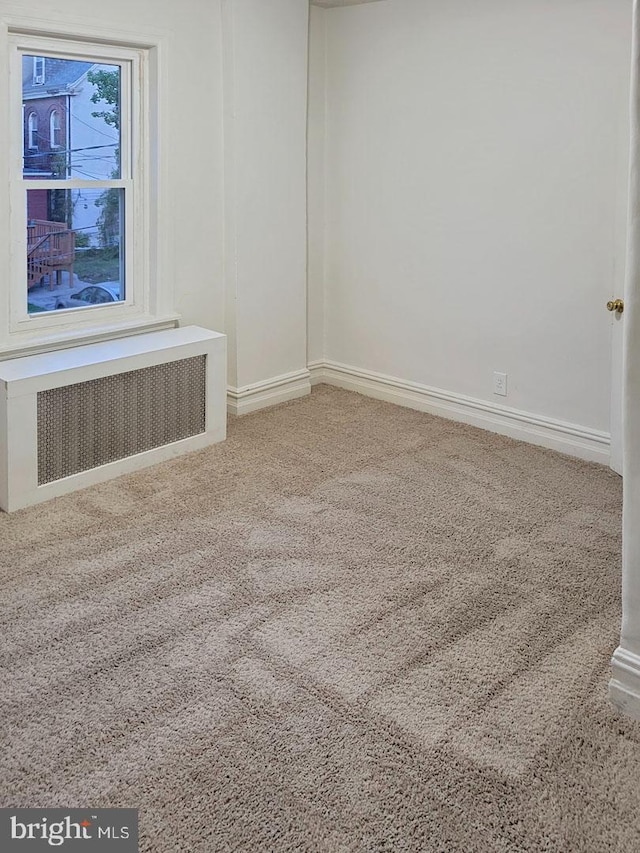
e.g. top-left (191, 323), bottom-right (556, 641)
top-left (607, 298), bottom-right (624, 314)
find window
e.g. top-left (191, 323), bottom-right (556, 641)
top-left (32, 55), bottom-right (44, 84)
top-left (49, 109), bottom-right (61, 148)
top-left (5, 26), bottom-right (169, 354)
top-left (27, 111), bottom-right (37, 149)
top-left (21, 54), bottom-right (126, 316)
top-left (10, 33), bottom-right (151, 338)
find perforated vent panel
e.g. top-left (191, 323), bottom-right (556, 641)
top-left (37, 355), bottom-right (207, 485)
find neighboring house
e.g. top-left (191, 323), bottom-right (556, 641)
top-left (22, 55), bottom-right (119, 246)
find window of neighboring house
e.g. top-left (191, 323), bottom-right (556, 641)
top-left (6, 29), bottom-right (166, 349)
top-left (27, 111), bottom-right (37, 149)
top-left (49, 109), bottom-right (61, 148)
top-left (32, 55), bottom-right (44, 84)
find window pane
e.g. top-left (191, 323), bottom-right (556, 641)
top-left (22, 56), bottom-right (121, 179)
top-left (27, 188), bottom-right (124, 314)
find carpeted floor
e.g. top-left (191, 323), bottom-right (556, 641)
top-left (1, 384), bottom-right (638, 852)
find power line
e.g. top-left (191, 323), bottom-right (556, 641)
top-left (70, 166), bottom-right (111, 180)
top-left (71, 111), bottom-right (119, 141)
top-left (23, 142), bottom-right (118, 160)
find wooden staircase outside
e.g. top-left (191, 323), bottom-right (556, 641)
top-left (27, 220), bottom-right (75, 290)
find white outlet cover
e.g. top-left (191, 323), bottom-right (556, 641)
top-left (494, 372), bottom-right (507, 396)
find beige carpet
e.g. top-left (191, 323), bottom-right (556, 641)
top-left (1, 385), bottom-right (638, 852)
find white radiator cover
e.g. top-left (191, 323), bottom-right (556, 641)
top-left (0, 326), bottom-right (226, 512)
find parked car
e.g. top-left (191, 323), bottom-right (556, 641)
top-left (55, 284), bottom-right (120, 310)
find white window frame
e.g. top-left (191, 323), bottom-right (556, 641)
top-left (12, 34), bottom-right (143, 336)
top-left (0, 17), bottom-right (176, 357)
top-left (49, 107), bottom-right (60, 148)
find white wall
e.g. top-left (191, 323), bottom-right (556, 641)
top-left (313, 0), bottom-right (632, 435)
top-left (2, 0), bottom-right (312, 403)
top-left (223, 0), bottom-right (309, 396)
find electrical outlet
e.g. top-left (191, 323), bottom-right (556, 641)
top-left (493, 372), bottom-right (507, 397)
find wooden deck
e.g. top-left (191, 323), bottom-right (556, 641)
top-left (27, 220), bottom-right (75, 290)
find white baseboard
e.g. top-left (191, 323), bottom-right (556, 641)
top-left (610, 647), bottom-right (640, 720)
top-left (227, 368), bottom-right (311, 416)
top-left (308, 359), bottom-right (610, 465)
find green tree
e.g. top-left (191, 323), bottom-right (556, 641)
top-left (86, 69), bottom-right (120, 130)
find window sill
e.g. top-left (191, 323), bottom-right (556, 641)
top-left (0, 313), bottom-right (181, 361)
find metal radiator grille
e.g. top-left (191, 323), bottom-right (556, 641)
top-left (37, 355), bottom-right (207, 485)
